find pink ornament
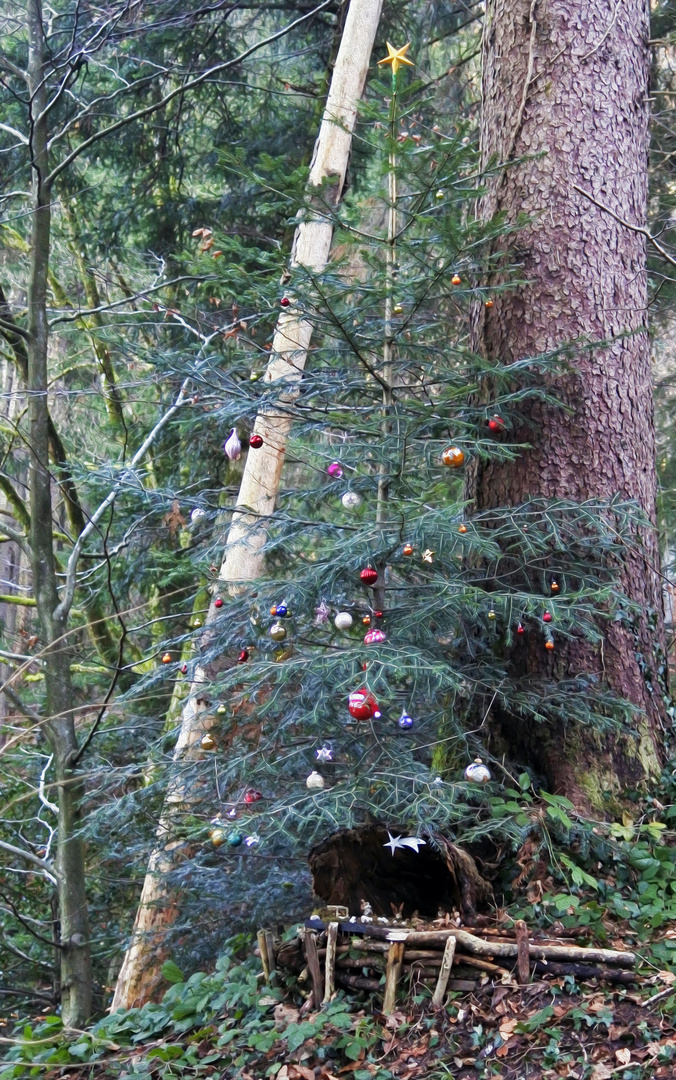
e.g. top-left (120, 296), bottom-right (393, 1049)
top-left (327, 461), bottom-right (343, 478)
top-left (224, 428), bottom-right (242, 461)
top-left (364, 628), bottom-right (387, 645)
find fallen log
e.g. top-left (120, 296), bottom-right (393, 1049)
top-left (532, 960), bottom-right (638, 985)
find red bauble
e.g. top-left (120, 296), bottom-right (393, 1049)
top-left (214, 597), bottom-right (223, 608)
top-left (543, 611), bottom-right (552, 623)
top-left (374, 610), bottom-right (384, 619)
top-left (238, 648), bottom-right (249, 663)
top-left (249, 434), bottom-right (264, 448)
top-left (280, 296), bottom-right (290, 307)
top-left (360, 566), bottom-right (378, 586)
top-left (516, 622), bottom-right (525, 635)
top-left (488, 415), bottom-right (505, 433)
top-left (364, 628), bottom-right (387, 645)
top-left (244, 789), bottom-right (263, 804)
top-left (180, 663), bottom-right (188, 674)
top-left (348, 687), bottom-right (380, 720)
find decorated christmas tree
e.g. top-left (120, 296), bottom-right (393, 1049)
top-left (109, 44), bottom-right (640, 967)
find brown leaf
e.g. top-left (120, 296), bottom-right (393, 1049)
top-left (615, 1048), bottom-right (631, 1065)
top-left (163, 500), bottom-right (186, 536)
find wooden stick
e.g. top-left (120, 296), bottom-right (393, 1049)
top-left (304, 930), bottom-right (323, 1008)
top-left (515, 919), bottom-right (529, 985)
top-left (265, 930), bottom-right (277, 975)
top-left (432, 936), bottom-right (456, 1007)
top-left (257, 929), bottom-right (270, 983)
top-left (323, 921), bottom-right (338, 1003)
top-left (382, 940), bottom-right (405, 1015)
top-left (532, 960), bottom-right (637, 985)
top-left (336, 972), bottom-right (381, 992)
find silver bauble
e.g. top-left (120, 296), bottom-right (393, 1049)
top-left (269, 622), bottom-right (287, 641)
top-left (465, 758), bottom-right (491, 784)
top-left (341, 491), bottom-right (361, 509)
top-left (306, 770), bottom-right (325, 791)
top-left (334, 611), bottom-right (353, 630)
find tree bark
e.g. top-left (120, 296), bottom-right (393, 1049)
top-left (26, 0), bottom-right (91, 1027)
top-left (471, 0), bottom-right (668, 804)
top-left (111, 0), bottom-right (383, 1012)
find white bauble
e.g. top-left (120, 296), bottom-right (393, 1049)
top-left (334, 611), bottom-right (353, 630)
top-left (306, 770), bottom-right (325, 791)
top-left (465, 758), bottom-right (492, 784)
top-left (190, 507), bottom-right (206, 523)
top-left (341, 491), bottom-right (361, 509)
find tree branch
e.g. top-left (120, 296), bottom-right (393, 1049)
top-left (44, 0), bottom-right (333, 187)
top-left (0, 838), bottom-right (59, 883)
top-left (573, 183), bottom-right (676, 269)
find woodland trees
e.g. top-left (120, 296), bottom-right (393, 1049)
top-left (0, 0), bottom-right (675, 1032)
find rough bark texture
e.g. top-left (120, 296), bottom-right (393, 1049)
top-left (470, 0), bottom-right (669, 804)
top-left (111, 0), bottom-right (383, 1011)
top-left (26, 0), bottom-right (92, 1026)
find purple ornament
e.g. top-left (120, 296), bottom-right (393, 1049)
top-left (327, 461), bottom-right (343, 479)
top-left (364, 628), bottom-right (387, 645)
top-left (224, 428), bottom-right (242, 461)
top-left (314, 599), bottom-right (330, 625)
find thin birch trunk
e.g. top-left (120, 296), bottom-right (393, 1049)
top-left (111, 0), bottom-right (383, 1011)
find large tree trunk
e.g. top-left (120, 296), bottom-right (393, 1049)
top-left (26, 0), bottom-right (92, 1026)
top-left (471, 0), bottom-right (668, 803)
top-left (111, 0), bottom-right (383, 1012)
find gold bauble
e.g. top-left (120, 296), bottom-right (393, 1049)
top-left (210, 828), bottom-right (226, 847)
top-left (269, 621), bottom-right (287, 641)
top-left (200, 733), bottom-right (216, 750)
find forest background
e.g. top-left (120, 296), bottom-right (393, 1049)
top-left (3, 0), bottom-right (676, 1065)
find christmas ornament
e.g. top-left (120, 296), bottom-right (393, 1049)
top-left (384, 832), bottom-right (426, 855)
top-left (269, 622), bottom-right (287, 641)
top-left (275, 602), bottom-right (289, 617)
top-left (377, 40), bottom-right (414, 75)
top-left (210, 828), bottom-right (226, 847)
top-left (280, 296), bottom-right (290, 307)
top-left (543, 611), bottom-right (552, 623)
top-left (334, 611), bottom-right (353, 630)
top-left (193, 618), bottom-right (203, 628)
top-left (360, 566), bottom-right (378, 586)
top-left (362, 615), bottom-right (371, 626)
top-left (487, 609), bottom-right (496, 620)
top-left (398, 710), bottom-right (413, 729)
top-left (348, 687), bottom-right (381, 720)
top-left (161, 653), bottom-right (172, 664)
top-left (210, 564), bottom-right (218, 573)
top-left (364, 628), bottom-right (387, 645)
top-left (245, 833), bottom-right (260, 847)
top-left (214, 597), bottom-right (223, 608)
top-left (327, 461), bottom-right (343, 478)
top-left (517, 622), bottom-right (525, 635)
top-left (485, 299), bottom-right (494, 308)
top-left (270, 605), bottom-right (277, 615)
top-left (200, 733), bottom-right (216, 750)
top-left (422, 549), bottom-right (434, 564)
top-left (374, 610), bottom-right (384, 619)
top-left (180, 664), bottom-right (188, 674)
top-left (459, 524), bottom-right (467, 533)
top-left (550, 579), bottom-right (560, 592)
top-left (217, 704), bottom-right (227, 714)
top-left (402, 543), bottom-right (414, 555)
top-left (237, 648), bottom-right (249, 663)
top-left (314, 600), bottom-right (330, 625)
top-left (190, 507), bottom-right (206, 523)
top-left (488, 414), bottom-right (505, 433)
top-left (441, 446), bottom-right (465, 468)
top-left (244, 789), bottom-right (263, 804)
top-left (545, 640), bottom-right (555, 651)
top-left (224, 428), bottom-right (242, 461)
top-left (465, 758), bottom-right (491, 784)
top-left (228, 832), bottom-right (243, 847)
top-left (341, 491), bottom-right (361, 509)
top-left (249, 433), bottom-right (264, 449)
top-left (451, 273), bottom-right (461, 285)
top-left (306, 770), bottom-right (325, 791)
top-left (393, 302), bottom-right (403, 315)
top-left (435, 189), bottom-right (444, 199)
top-left (249, 370), bottom-right (261, 381)
top-left (316, 745), bottom-right (333, 762)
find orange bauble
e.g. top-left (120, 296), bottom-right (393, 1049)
top-left (442, 446), bottom-right (465, 468)
top-left (545, 640), bottom-right (555, 651)
top-left (402, 543), bottom-right (414, 555)
top-left (451, 274), bottom-right (461, 285)
top-left (459, 524), bottom-right (467, 533)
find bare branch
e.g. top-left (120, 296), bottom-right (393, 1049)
top-left (0, 838), bottom-right (59, 883)
top-left (48, 274), bottom-right (214, 326)
top-left (573, 183), bottom-right (676, 269)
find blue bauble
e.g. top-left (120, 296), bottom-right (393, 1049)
top-left (398, 711), bottom-right (414, 729)
top-left (228, 832), bottom-right (243, 847)
top-left (276, 603), bottom-right (288, 617)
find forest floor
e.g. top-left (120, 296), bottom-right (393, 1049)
top-left (3, 916), bottom-right (676, 1080)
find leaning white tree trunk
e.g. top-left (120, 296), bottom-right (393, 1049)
top-left (112, 0), bottom-right (383, 1011)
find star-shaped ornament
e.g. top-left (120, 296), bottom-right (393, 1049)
top-left (422, 549), bottom-right (435, 564)
top-left (245, 833), bottom-right (260, 847)
top-left (377, 42), bottom-right (414, 76)
top-left (316, 744), bottom-right (333, 762)
top-left (384, 832), bottom-right (426, 855)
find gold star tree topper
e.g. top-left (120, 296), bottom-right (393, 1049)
top-left (378, 41), bottom-right (414, 76)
